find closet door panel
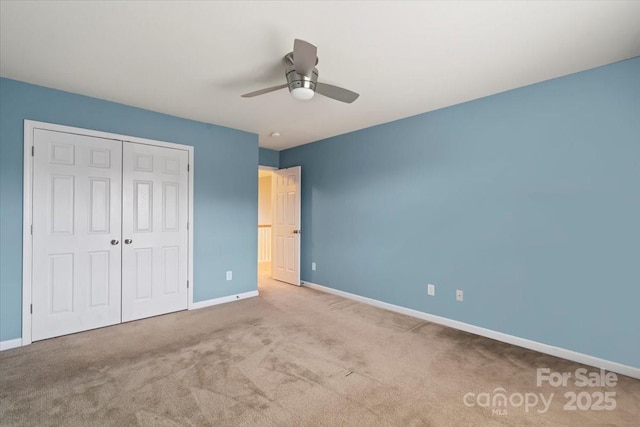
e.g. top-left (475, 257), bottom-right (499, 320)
top-left (121, 142), bottom-right (189, 321)
top-left (32, 129), bottom-right (122, 341)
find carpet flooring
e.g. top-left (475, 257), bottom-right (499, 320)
top-left (1, 268), bottom-right (638, 426)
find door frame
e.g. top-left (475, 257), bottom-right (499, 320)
top-left (22, 120), bottom-right (195, 346)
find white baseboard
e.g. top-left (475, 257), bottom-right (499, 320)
top-left (302, 281), bottom-right (640, 380)
top-left (0, 338), bottom-right (23, 351)
top-left (190, 290), bottom-right (259, 310)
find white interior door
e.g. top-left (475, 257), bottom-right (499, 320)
top-left (121, 142), bottom-right (189, 321)
top-left (32, 129), bottom-right (122, 341)
top-left (272, 166), bottom-right (301, 285)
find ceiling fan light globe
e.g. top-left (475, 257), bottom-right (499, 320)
top-left (291, 87), bottom-right (315, 101)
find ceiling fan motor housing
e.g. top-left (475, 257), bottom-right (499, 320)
top-left (286, 66), bottom-right (319, 93)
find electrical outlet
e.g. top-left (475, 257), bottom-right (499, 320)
top-left (312, 262), bottom-right (316, 271)
top-left (427, 284), bottom-right (435, 296)
top-left (226, 271), bottom-right (233, 281)
top-left (456, 290), bottom-right (463, 302)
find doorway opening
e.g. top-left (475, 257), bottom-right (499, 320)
top-left (257, 167), bottom-right (274, 283)
top-left (257, 165), bottom-right (301, 287)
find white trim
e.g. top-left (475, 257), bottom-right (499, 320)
top-left (22, 122), bottom-right (34, 346)
top-left (186, 142), bottom-right (195, 311)
top-left (0, 338), bottom-right (23, 351)
top-left (190, 290), bottom-right (259, 310)
top-left (302, 281), bottom-right (640, 380)
top-left (22, 120), bottom-right (195, 346)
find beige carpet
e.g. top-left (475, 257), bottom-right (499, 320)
top-left (1, 267), bottom-right (638, 426)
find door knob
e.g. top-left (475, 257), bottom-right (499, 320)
top-left (124, 239), bottom-right (133, 244)
top-left (111, 239), bottom-right (120, 245)
top-left (293, 229), bottom-right (301, 234)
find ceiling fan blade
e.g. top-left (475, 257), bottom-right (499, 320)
top-left (241, 84), bottom-right (288, 98)
top-left (315, 82), bottom-right (360, 103)
top-left (293, 39), bottom-right (317, 77)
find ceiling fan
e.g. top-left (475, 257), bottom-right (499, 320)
top-left (241, 39), bottom-right (359, 103)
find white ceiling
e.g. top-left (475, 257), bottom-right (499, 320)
top-left (1, 1), bottom-right (639, 151)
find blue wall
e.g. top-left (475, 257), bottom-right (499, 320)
top-left (0, 78), bottom-right (259, 342)
top-left (280, 57), bottom-right (640, 368)
top-left (259, 147), bottom-right (279, 168)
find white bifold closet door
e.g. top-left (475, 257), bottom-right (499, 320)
top-left (32, 130), bottom-right (123, 341)
top-left (32, 129), bottom-right (189, 341)
top-left (121, 142), bottom-right (189, 322)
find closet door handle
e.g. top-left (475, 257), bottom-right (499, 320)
top-left (111, 239), bottom-right (120, 245)
top-left (124, 239), bottom-right (133, 244)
